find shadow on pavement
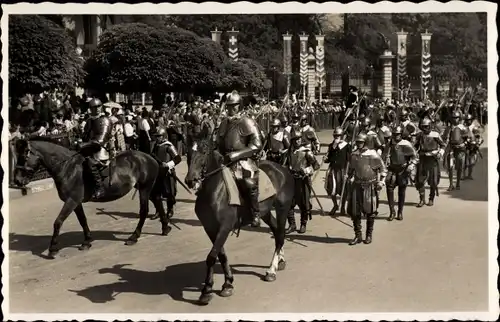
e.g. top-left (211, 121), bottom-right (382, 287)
top-left (94, 209), bottom-right (202, 228)
top-left (9, 230), bottom-right (147, 258)
top-left (69, 261), bottom-right (270, 305)
top-left (441, 147), bottom-right (488, 202)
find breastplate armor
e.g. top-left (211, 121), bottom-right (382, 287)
top-left (365, 131), bottom-right (381, 150)
top-left (301, 125), bottom-right (316, 147)
top-left (89, 116), bottom-right (112, 143)
top-left (448, 125), bottom-right (466, 147)
top-left (351, 150), bottom-right (382, 182)
top-left (289, 148), bottom-right (310, 172)
top-left (155, 142), bottom-right (175, 162)
top-left (269, 132), bottom-right (285, 152)
top-left (389, 140), bottom-right (414, 166)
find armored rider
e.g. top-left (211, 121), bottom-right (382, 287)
top-left (264, 119), bottom-right (290, 165)
top-left (152, 128), bottom-right (182, 219)
top-left (299, 114), bottom-right (321, 154)
top-left (347, 133), bottom-right (387, 245)
top-left (286, 129), bottom-right (320, 234)
top-left (323, 127), bottom-right (349, 216)
top-left (384, 125), bottom-right (418, 221)
top-left (217, 91), bottom-right (264, 228)
top-left (414, 118), bottom-right (446, 207)
top-left (81, 98), bottom-right (113, 199)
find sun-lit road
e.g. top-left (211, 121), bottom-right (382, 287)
top-left (7, 128), bottom-right (490, 314)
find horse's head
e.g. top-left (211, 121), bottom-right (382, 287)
top-left (13, 139), bottom-right (42, 187)
top-left (184, 138), bottom-right (221, 190)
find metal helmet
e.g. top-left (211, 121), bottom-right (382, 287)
top-left (19, 97), bottom-right (30, 106)
top-left (300, 114), bottom-right (308, 121)
top-left (392, 125), bottom-right (403, 135)
top-left (280, 116), bottom-right (288, 125)
top-left (291, 112), bottom-right (300, 121)
top-left (420, 118), bottom-right (432, 127)
top-left (156, 127), bottom-right (167, 137)
top-left (225, 91), bottom-right (241, 106)
top-left (362, 117), bottom-right (371, 127)
top-left (401, 110), bottom-right (408, 117)
top-left (465, 113), bottom-right (473, 121)
top-left (290, 129), bottom-right (302, 141)
top-left (272, 118), bottom-right (281, 127)
top-left (89, 98), bottom-right (103, 108)
top-left (355, 133), bottom-right (367, 143)
top-left (333, 127), bottom-right (343, 137)
top-left (451, 110), bottom-right (462, 119)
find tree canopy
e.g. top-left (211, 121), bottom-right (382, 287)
top-left (8, 15), bottom-right (84, 97)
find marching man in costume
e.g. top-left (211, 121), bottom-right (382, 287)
top-left (323, 127), bottom-right (349, 216)
top-left (285, 129), bottom-right (320, 234)
top-left (347, 133), bottom-right (387, 245)
top-left (264, 118), bottom-right (290, 165)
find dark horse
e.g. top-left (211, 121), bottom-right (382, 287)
top-left (13, 137), bottom-right (172, 259)
top-left (184, 138), bottom-right (294, 306)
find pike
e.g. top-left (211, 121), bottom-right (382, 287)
top-left (132, 170), bottom-right (192, 201)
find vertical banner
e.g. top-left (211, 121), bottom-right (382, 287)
top-left (211, 27), bottom-right (222, 44)
top-left (299, 33), bottom-right (309, 102)
top-left (315, 35), bottom-right (325, 101)
top-left (283, 32), bottom-right (293, 97)
top-left (227, 27), bottom-right (239, 61)
top-left (421, 30), bottom-right (432, 100)
top-left (396, 29), bottom-right (408, 101)
top-left (307, 47), bottom-right (316, 104)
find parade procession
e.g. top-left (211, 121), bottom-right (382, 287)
top-left (4, 7), bottom-right (495, 319)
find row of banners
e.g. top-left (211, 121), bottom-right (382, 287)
top-left (210, 27), bottom-right (434, 100)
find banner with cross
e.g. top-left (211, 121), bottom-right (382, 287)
top-left (227, 28), bottom-right (239, 62)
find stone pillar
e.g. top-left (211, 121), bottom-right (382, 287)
top-left (379, 50), bottom-right (395, 102)
top-left (307, 47), bottom-right (316, 104)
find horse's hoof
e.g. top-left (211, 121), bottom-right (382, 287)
top-left (277, 259), bottom-right (286, 271)
top-left (198, 293), bottom-right (213, 306)
top-left (125, 239), bottom-right (138, 246)
top-left (219, 286), bottom-right (234, 298)
top-left (47, 250), bottom-right (59, 259)
top-left (162, 226), bottom-right (172, 236)
top-left (78, 243), bottom-right (92, 251)
top-left (263, 272), bottom-right (277, 282)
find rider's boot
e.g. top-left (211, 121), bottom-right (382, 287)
top-left (249, 177), bottom-right (261, 228)
top-left (349, 217), bottom-right (363, 246)
top-left (89, 158), bottom-right (105, 199)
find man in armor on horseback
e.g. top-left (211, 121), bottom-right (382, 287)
top-left (299, 114), bottom-right (321, 154)
top-left (81, 98), bottom-right (112, 199)
top-left (218, 91), bottom-right (264, 228)
top-left (285, 129), bottom-right (320, 234)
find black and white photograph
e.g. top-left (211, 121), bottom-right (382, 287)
top-left (1, 2), bottom-right (498, 321)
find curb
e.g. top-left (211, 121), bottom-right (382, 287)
top-left (9, 178), bottom-right (56, 201)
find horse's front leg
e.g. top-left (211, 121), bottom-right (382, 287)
top-left (218, 246), bottom-right (234, 298)
top-left (74, 204), bottom-right (93, 251)
top-left (126, 190), bottom-right (150, 245)
top-left (261, 210), bottom-right (287, 282)
top-left (48, 199), bottom-right (79, 258)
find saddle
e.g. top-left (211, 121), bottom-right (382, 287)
top-left (221, 166), bottom-right (276, 206)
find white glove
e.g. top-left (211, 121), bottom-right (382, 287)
top-left (377, 180), bottom-right (385, 190)
top-left (303, 166), bottom-right (313, 176)
top-left (438, 149), bottom-right (445, 158)
top-left (163, 161), bottom-right (175, 170)
top-left (407, 163), bottom-right (415, 173)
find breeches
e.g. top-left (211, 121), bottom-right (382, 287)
top-left (325, 167), bottom-right (345, 196)
top-left (347, 182), bottom-right (378, 218)
top-left (386, 166), bottom-right (409, 189)
top-left (416, 156), bottom-right (440, 189)
top-left (446, 149), bottom-right (466, 172)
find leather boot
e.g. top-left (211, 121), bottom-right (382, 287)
top-left (89, 159), bottom-right (105, 199)
top-left (299, 213), bottom-right (308, 234)
top-left (397, 187), bottom-right (406, 221)
top-left (386, 187), bottom-right (395, 221)
top-left (249, 180), bottom-right (261, 227)
top-left (364, 217), bottom-right (374, 244)
top-left (328, 198), bottom-right (338, 217)
top-left (416, 190), bottom-right (426, 208)
top-left (349, 217), bottom-right (363, 246)
top-left (284, 212), bottom-right (296, 234)
top-left (427, 188), bottom-right (435, 206)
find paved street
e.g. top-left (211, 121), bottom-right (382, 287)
top-left (8, 129), bottom-right (490, 314)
